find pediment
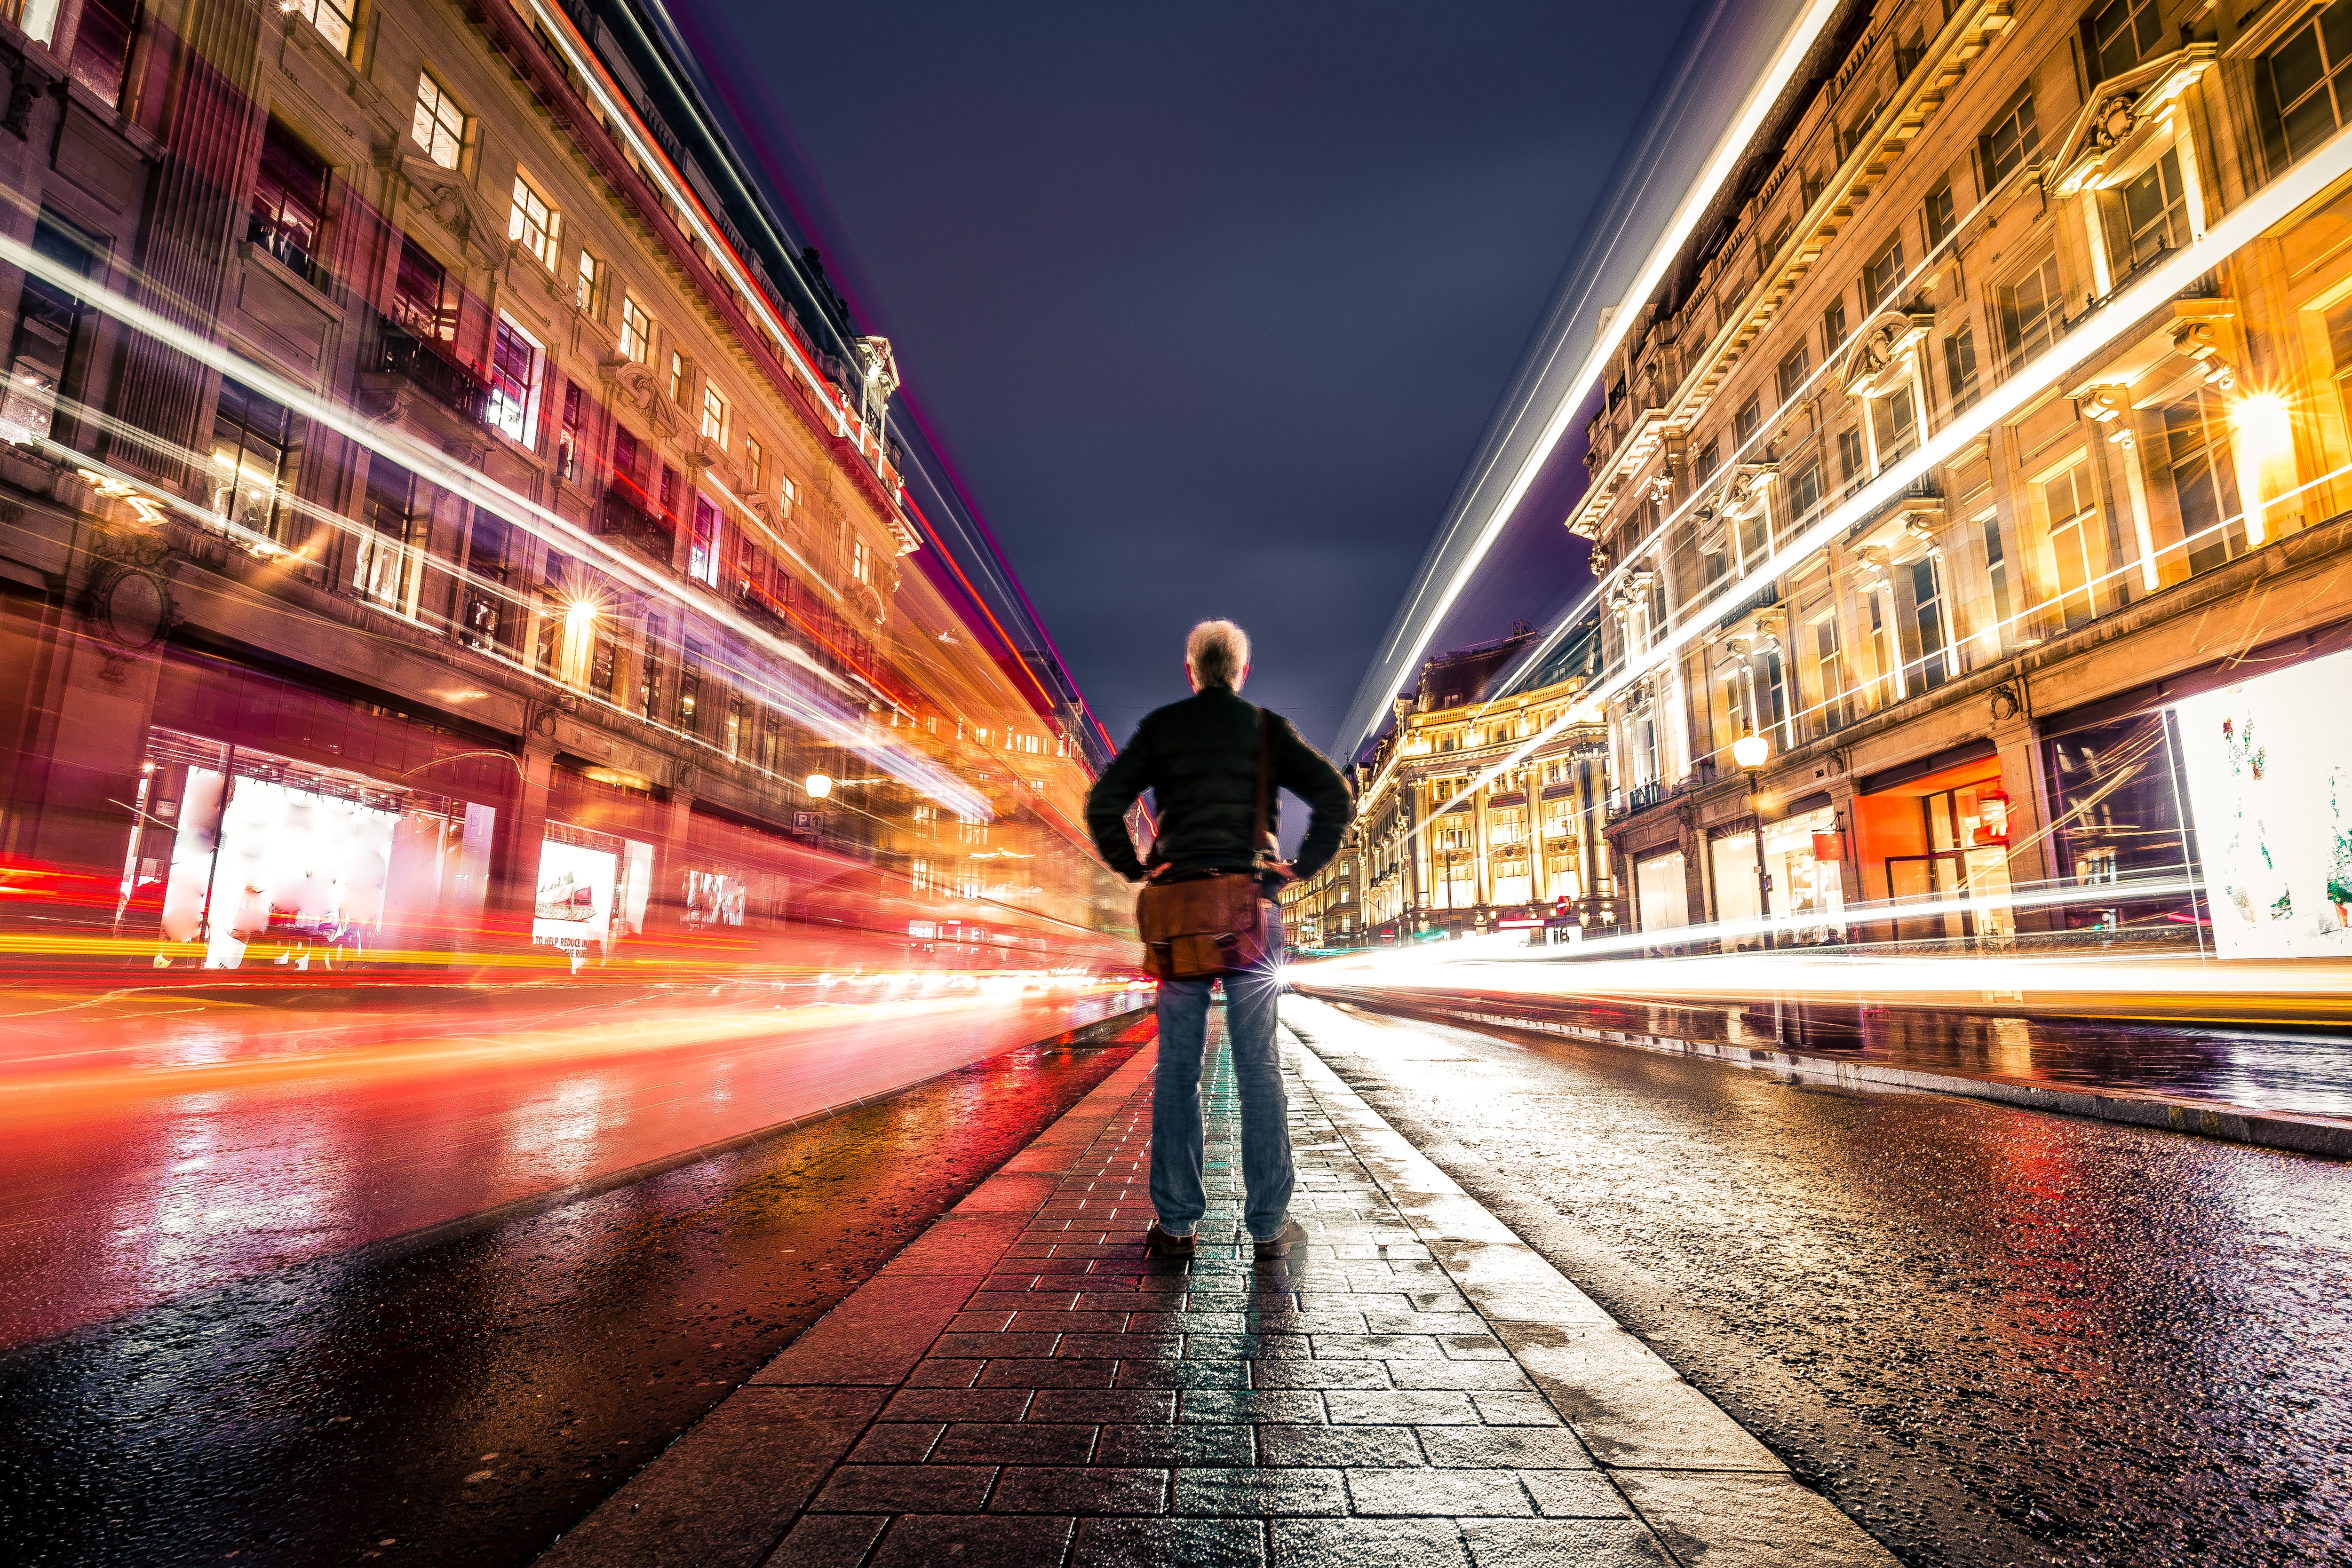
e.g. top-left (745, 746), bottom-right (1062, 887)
top-left (2043, 44), bottom-right (2217, 198)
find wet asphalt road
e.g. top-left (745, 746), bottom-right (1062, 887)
top-left (0, 1018), bottom-right (1146, 1568)
top-left (1285, 993), bottom-right (2352, 1568)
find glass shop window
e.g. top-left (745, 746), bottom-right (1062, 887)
top-left (208, 379), bottom-right (293, 542)
top-left (485, 315), bottom-right (543, 448)
top-left (251, 119), bottom-right (332, 280)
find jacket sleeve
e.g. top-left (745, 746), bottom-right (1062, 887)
top-left (1084, 720), bottom-right (1157, 882)
top-left (1273, 717), bottom-right (1354, 879)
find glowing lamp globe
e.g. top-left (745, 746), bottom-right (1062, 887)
top-left (803, 773), bottom-right (834, 800)
top-left (1732, 732), bottom-right (1770, 771)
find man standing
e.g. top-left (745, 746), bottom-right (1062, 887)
top-left (1085, 620), bottom-right (1353, 1259)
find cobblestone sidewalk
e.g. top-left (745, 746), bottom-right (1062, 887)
top-left (543, 1013), bottom-right (1891, 1567)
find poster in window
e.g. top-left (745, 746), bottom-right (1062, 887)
top-left (2174, 649), bottom-right (2352, 958)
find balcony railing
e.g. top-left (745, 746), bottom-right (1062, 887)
top-left (1607, 780), bottom-right (1667, 822)
top-left (369, 323), bottom-right (488, 426)
top-left (594, 488), bottom-right (673, 563)
top-left (247, 211), bottom-right (330, 293)
top-left (732, 577), bottom-right (792, 635)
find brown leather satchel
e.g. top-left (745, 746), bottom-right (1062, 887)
top-left (1135, 710), bottom-right (1277, 981)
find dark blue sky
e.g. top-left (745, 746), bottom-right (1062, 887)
top-left (671, 0), bottom-right (1707, 755)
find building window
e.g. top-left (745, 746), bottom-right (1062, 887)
top-left (2089, 0), bottom-right (2164, 81)
top-left (1812, 616), bottom-right (1849, 730)
top-left (701, 383), bottom-right (729, 444)
top-left (556, 381), bottom-right (584, 480)
top-left (0, 212), bottom-right (98, 451)
top-left (638, 618), bottom-right (665, 721)
top-left (356, 457), bottom-right (421, 611)
top-left (1996, 252), bottom-right (2065, 368)
top-left (1981, 511), bottom-right (2014, 648)
top-left (851, 536), bottom-right (871, 585)
top-left (669, 350), bottom-right (691, 405)
top-left (2161, 390), bottom-right (2246, 575)
top-left (1981, 87), bottom-right (2041, 187)
top-left (1863, 237), bottom-right (1905, 309)
top-left (1944, 328), bottom-right (1980, 410)
top-left (67, 0), bottom-right (135, 107)
top-left (208, 380), bottom-right (292, 542)
top-left (1923, 181), bottom-right (1956, 249)
top-left (1694, 438), bottom-right (1720, 481)
top-left (2260, 2), bottom-right (2352, 169)
top-left (393, 238), bottom-right (456, 341)
top-left (1787, 459), bottom-right (1823, 524)
top-left (2120, 149), bottom-right (2190, 270)
top-left (509, 174), bottom-right (561, 271)
top-left (659, 464), bottom-right (679, 521)
top-left (412, 72), bottom-right (467, 171)
top-left (690, 493), bottom-right (721, 585)
top-left (780, 474), bottom-right (798, 514)
top-left (459, 511), bottom-right (514, 654)
top-left (486, 316), bottom-right (542, 448)
top-left (611, 424), bottom-right (647, 503)
top-left (745, 436), bottom-right (766, 493)
top-left (1822, 297), bottom-right (1848, 359)
top-left (574, 249), bottom-right (604, 315)
top-left (1733, 394), bottom-right (1761, 445)
top-left (252, 119), bottom-right (331, 278)
top-left (677, 637), bottom-right (705, 734)
top-left (2040, 461), bottom-right (2100, 631)
top-left (619, 294), bottom-right (652, 363)
top-left (285, 0), bottom-right (357, 57)
top-left (1872, 382), bottom-right (1921, 466)
top-left (1906, 555), bottom-right (1950, 689)
top-left (1776, 345), bottom-right (1809, 405)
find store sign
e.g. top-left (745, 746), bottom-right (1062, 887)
top-left (2175, 648), bottom-right (2352, 958)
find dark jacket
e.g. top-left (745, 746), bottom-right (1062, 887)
top-left (1086, 685), bottom-right (1353, 892)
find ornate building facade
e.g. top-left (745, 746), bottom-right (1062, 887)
top-left (1577, 0), bottom-right (2352, 956)
top-left (1285, 622), bottom-right (1614, 948)
top-left (0, 0), bottom-right (1125, 970)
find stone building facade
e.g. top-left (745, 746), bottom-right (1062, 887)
top-left (1576, 0), bottom-right (2352, 955)
top-left (0, 0), bottom-right (1122, 969)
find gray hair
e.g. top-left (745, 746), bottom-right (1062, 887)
top-left (1186, 619), bottom-right (1250, 690)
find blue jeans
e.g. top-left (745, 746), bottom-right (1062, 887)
top-left (1152, 902), bottom-right (1292, 1242)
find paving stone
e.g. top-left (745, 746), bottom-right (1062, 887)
top-left (1466, 1393), bottom-right (1562, 1426)
top-left (975, 1356), bottom-right (1116, 1388)
top-left (1345, 1468), bottom-right (1531, 1517)
top-left (1026, 1389), bottom-right (1177, 1424)
top-left (1071, 1516), bottom-right (1269, 1568)
top-left (1324, 1390), bottom-right (1479, 1425)
top-left (846, 1422), bottom-right (942, 1464)
top-left (1415, 1428), bottom-right (1591, 1470)
top-left (1456, 1519), bottom-right (1671, 1567)
top-left (1175, 1467), bottom-right (1348, 1517)
top-left (1181, 1390), bottom-right (1329, 1425)
top-left (811, 1464), bottom-right (996, 1513)
top-left (1009, 1309), bottom-right (1128, 1332)
top-left (1269, 1517), bottom-right (1470, 1566)
top-left (989, 1465), bottom-right (1169, 1515)
top-left (1059, 1332), bottom-right (1182, 1359)
top-left (1253, 1359), bottom-right (1394, 1391)
top-left (762, 1513), bottom-right (889, 1567)
top-left (1120, 1359), bottom-right (1254, 1391)
top-left (1311, 1333), bottom-right (1446, 1360)
top-left (1386, 1361), bottom-right (1534, 1392)
top-left (878, 1388), bottom-right (1031, 1423)
top-left (1255, 1425), bottom-right (1422, 1468)
top-left (1189, 1333), bottom-right (1313, 1361)
top-left (902, 1360), bottom-right (982, 1388)
top-left (930, 1332), bottom-right (1059, 1359)
top-left (866, 1514), bottom-right (1075, 1568)
top-left (1095, 1422), bottom-right (1256, 1467)
top-left (930, 1422), bottom-right (1097, 1465)
top-left (1520, 1471), bottom-right (1631, 1517)
top-left (946, 1311), bottom-right (1014, 1332)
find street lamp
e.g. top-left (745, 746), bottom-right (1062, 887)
top-left (803, 772), bottom-right (834, 799)
top-left (1733, 728), bottom-right (1772, 950)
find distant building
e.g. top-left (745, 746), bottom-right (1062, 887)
top-left (1287, 614), bottom-right (1616, 946)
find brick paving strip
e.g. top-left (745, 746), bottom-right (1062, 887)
top-left (540, 1014), bottom-right (1896, 1567)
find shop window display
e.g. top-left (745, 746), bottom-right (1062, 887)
top-left (134, 729), bottom-right (493, 969)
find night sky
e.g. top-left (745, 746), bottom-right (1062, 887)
top-left (670, 0), bottom-right (1709, 759)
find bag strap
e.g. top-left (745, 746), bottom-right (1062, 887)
top-left (1254, 708), bottom-right (1275, 857)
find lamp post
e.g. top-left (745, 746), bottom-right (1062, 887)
top-left (1732, 728), bottom-right (1772, 951)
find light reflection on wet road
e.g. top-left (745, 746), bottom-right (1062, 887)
top-left (1286, 994), bottom-right (2352, 1568)
top-left (0, 1014), bottom-right (1149, 1566)
top-left (0, 980), bottom-right (1144, 1348)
